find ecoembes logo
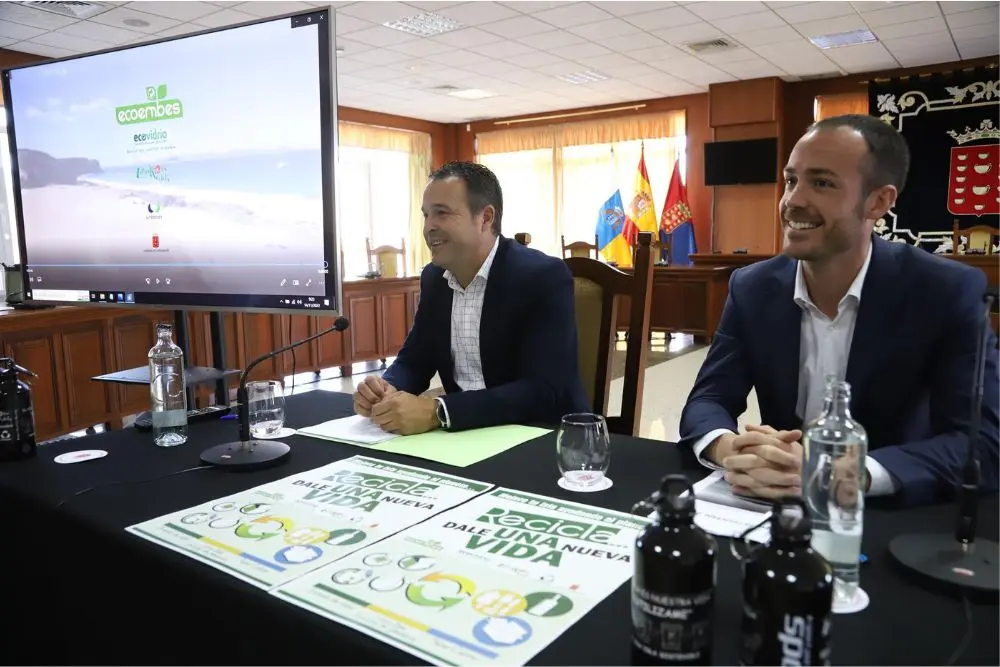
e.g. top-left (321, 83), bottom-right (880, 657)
top-left (115, 84), bottom-right (184, 126)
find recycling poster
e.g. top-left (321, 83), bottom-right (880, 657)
top-left (126, 455), bottom-right (492, 590)
top-left (273, 488), bottom-right (648, 665)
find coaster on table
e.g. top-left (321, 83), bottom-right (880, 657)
top-left (253, 427), bottom-right (297, 440)
top-left (557, 476), bottom-right (613, 493)
top-left (833, 587), bottom-right (870, 614)
top-left (54, 450), bottom-right (107, 464)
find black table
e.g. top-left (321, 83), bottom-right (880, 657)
top-left (0, 391), bottom-right (996, 665)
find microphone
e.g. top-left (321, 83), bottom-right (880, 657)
top-left (888, 294), bottom-right (998, 597)
top-left (200, 316), bottom-right (349, 471)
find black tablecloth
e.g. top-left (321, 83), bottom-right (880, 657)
top-left (0, 390), bottom-right (996, 665)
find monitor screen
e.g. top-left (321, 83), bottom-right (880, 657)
top-left (704, 137), bottom-right (778, 186)
top-left (3, 9), bottom-right (340, 313)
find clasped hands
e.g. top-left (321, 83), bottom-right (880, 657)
top-left (352, 376), bottom-right (439, 436)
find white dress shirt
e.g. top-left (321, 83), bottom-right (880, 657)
top-left (693, 241), bottom-right (898, 496)
top-left (434, 237), bottom-right (499, 429)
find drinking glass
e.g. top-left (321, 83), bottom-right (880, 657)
top-left (247, 380), bottom-right (285, 438)
top-left (556, 413), bottom-right (611, 489)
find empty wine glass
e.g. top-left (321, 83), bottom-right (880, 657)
top-left (557, 413), bottom-right (611, 490)
top-left (247, 380), bottom-right (285, 438)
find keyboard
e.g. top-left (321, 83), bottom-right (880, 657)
top-left (133, 404), bottom-right (232, 431)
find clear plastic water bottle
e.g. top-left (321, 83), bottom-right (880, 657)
top-left (148, 323), bottom-right (187, 447)
top-left (802, 376), bottom-right (867, 608)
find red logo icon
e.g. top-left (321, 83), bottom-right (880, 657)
top-left (152, 234), bottom-right (159, 248)
top-left (947, 144), bottom-right (999, 217)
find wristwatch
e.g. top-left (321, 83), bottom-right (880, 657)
top-left (435, 397), bottom-right (449, 430)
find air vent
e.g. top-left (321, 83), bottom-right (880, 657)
top-left (16, 1), bottom-right (109, 19)
top-left (685, 38), bottom-right (736, 54)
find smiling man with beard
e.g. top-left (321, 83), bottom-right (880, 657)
top-left (352, 161), bottom-right (588, 435)
top-left (678, 114), bottom-right (999, 507)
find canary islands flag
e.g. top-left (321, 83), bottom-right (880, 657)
top-left (595, 189), bottom-right (633, 267)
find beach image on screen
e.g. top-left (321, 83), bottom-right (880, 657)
top-left (8, 16), bottom-right (327, 297)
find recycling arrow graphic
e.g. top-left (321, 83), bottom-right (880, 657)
top-left (405, 572), bottom-right (476, 610)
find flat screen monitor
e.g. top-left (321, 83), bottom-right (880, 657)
top-left (2, 8), bottom-right (341, 314)
top-left (704, 137), bottom-right (778, 186)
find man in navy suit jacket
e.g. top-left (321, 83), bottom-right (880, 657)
top-left (679, 115), bottom-right (999, 507)
top-left (353, 161), bottom-right (588, 434)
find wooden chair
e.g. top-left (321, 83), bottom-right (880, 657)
top-left (514, 232), bottom-right (531, 246)
top-left (366, 238), bottom-right (406, 277)
top-left (952, 219), bottom-right (999, 255)
top-left (562, 234), bottom-right (600, 259)
top-left (565, 231), bottom-right (654, 436)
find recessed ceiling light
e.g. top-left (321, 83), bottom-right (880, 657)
top-left (123, 17), bottom-right (150, 27)
top-left (809, 29), bottom-right (877, 49)
top-left (383, 12), bottom-right (462, 37)
top-left (558, 71), bottom-right (609, 84)
top-left (448, 88), bottom-right (495, 100)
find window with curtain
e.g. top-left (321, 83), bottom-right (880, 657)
top-left (337, 122), bottom-right (431, 279)
top-left (477, 111), bottom-right (686, 258)
top-left (814, 92), bottom-right (869, 121)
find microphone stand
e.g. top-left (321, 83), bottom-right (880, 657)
top-left (200, 316), bottom-right (349, 471)
top-left (888, 295), bottom-right (998, 597)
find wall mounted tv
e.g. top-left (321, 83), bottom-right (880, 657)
top-left (2, 8), bottom-right (341, 314)
top-left (704, 137), bottom-right (779, 186)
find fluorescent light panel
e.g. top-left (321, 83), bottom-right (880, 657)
top-left (809, 29), bottom-right (877, 49)
top-left (558, 71), bottom-right (609, 84)
top-left (383, 12), bottom-right (462, 37)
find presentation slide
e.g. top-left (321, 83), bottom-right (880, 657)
top-left (8, 16), bottom-right (328, 299)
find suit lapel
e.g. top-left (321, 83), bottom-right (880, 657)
top-left (769, 261), bottom-right (804, 426)
top-left (478, 239), bottom-right (509, 385)
top-left (435, 273), bottom-right (455, 386)
top-left (846, 236), bottom-right (899, 404)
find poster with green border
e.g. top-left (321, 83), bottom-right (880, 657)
top-left (126, 455), bottom-right (492, 590)
top-left (273, 487), bottom-right (647, 665)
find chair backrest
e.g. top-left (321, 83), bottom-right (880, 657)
top-left (366, 237), bottom-right (407, 277)
top-left (565, 231), bottom-right (654, 436)
top-left (514, 232), bottom-right (532, 246)
top-left (562, 234), bottom-right (600, 259)
top-left (953, 219), bottom-right (999, 255)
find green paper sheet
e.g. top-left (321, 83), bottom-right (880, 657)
top-left (370, 425), bottom-right (551, 467)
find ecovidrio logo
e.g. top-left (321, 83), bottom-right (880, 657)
top-left (115, 84), bottom-right (184, 125)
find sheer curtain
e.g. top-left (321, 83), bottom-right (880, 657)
top-left (477, 112), bottom-right (685, 257)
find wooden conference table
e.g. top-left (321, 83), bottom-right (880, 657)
top-left (0, 391), bottom-right (996, 665)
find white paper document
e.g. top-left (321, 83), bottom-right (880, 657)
top-left (676, 471), bottom-right (773, 543)
top-left (298, 414), bottom-right (399, 446)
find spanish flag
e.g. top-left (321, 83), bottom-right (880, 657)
top-left (595, 189), bottom-right (633, 267)
top-left (623, 143), bottom-right (658, 248)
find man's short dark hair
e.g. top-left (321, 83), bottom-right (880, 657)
top-left (430, 161), bottom-right (503, 235)
top-left (809, 114), bottom-right (911, 195)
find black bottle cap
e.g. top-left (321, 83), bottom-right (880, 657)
top-left (652, 474), bottom-right (697, 521)
top-left (769, 496), bottom-right (813, 544)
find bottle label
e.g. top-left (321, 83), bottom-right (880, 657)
top-left (740, 610), bottom-right (832, 666)
top-left (631, 584), bottom-right (714, 662)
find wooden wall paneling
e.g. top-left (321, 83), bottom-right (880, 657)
top-left (313, 316), bottom-right (349, 371)
top-left (60, 324), bottom-right (114, 430)
top-left (111, 316), bottom-right (160, 416)
top-left (1, 332), bottom-right (61, 441)
top-left (710, 78), bottom-right (781, 127)
top-left (348, 290), bottom-right (380, 361)
top-left (379, 291), bottom-right (410, 359)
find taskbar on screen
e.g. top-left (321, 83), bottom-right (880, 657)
top-left (27, 289), bottom-right (334, 311)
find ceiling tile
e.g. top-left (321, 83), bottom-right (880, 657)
top-left (605, 62), bottom-right (673, 80)
top-left (500, 1), bottom-right (566, 12)
top-left (0, 20), bottom-right (46, 41)
top-left (941, 1), bottom-right (998, 14)
top-left (349, 65), bottom-right (406, 82)
top-left (465, 39), bottom-right (534, 58)
top-left (55, 21), bottom-right (146, 45)
top-left (531, 3), bottom-right (613, 27)
top-left (698, 47), bottom-right (762, 64)
top-left (946, 5), bottom-right (1000, 29)
top-left (514, 29), bottom-right (586, 49)
top-left (0, 4), bottom-right (78, 30)
top-left (729, 24), bottom-right (801, 47)
top-left (774, 1), bottom-right (856, 23)
top-left (861, 2), bottom-right (942, 27)
top-left (334, 57), bottom-right (374, 74)
top-left (653, 21), bottom-right (726, 45)
top-left (329, 1), bottom-right (419, 23)
top-left (653, 54), bottom-right (730, 77)
top-left (567, 17), bottom-right (643, 40)
top-left (882, 36), bottom-right (960, 65)
top-left (407, 1), bottom-right (468, 9)
top-left (574, 52), bottom-right (639, 70)
top-left (437, 2), bottom-right (520, 26)
top-left (591, 1), bottom-right (675, 17)
top-left (429, 26), bottom-right (503, 48)
top-left (28, 31), bottom-right (109, 51)
top-left (155, 24), bottom-right (204, 38)
top-left (423, 48), bottom-right (493, 66)
top-left (90, 7), bottom-right (182, 33)
top-left (503, 49), bottom-right (567, 67)
top-left (629, 43), bottom-right (691, 62)
top-left (950, 22), bottom-right (999, 41)
top-left (535, 60), bottom-right (592, 77)
top-left (710, 10), bottom-right (786, 32)
top-left (389, 37), bottom-right (455, 56)
top-left (686, 1), bottom-right (768, 20)
top-left (752, 41), bottom-right (839, 75)
top-left (719, 58), bottom-right (787, 78)
top-left (548, 41), bottom-right (615, 60)
top-left (123, 1), bottom-right (220, 21)
top-left (605, 31), bottom-right (667, 51)
top-left (339, 24), bottom-right (420, 47)
top-left (680, 68), bottom-right (738, 85)
top-left (333, 13), bottom-right (376, 34)
top-left (11, 41), bottom-right (79, 57)
top-left (480, 14), bottom-right (552, 38)
top-left (793, 14), bottom-right (868, 38)
top-left (465, 58), bottom-right (522, 75)
top-left (822, 42), bottom-right (898, 68)
top-left (351, 47), bottom-right (413, 65)
top-left (624, 5), bottom-right (703, 30)
top-left (189, 8), bottom-right (256, 28)
top-left (872, 16), bottom-right (947, 40)
top-left (957, 36), bottom-right (1000, 59)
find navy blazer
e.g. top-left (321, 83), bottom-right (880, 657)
top-left (679, 236), bottom-right (1000, 507)
top-left (382, 236), bottom-right (589, 431)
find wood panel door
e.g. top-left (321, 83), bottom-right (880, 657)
top-left (313, 316), bottom-right (348, 369)
top-left (1, 333), bottom-right (61, 441)
top-left (111, 316), bottom-right (157, 417)
top-left (348, 294), bottom-right (380, 360)
top-left (61, 324), bottom-right (115, 430)
top-left (379, 292), bottom-right (411, 358)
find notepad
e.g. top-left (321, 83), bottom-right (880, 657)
top-left (649, 471), bottom-right (772, 544)
top-left (296, 414), bottom-right (399, 447)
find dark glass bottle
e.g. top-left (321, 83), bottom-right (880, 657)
top-left (631, 474), bottom-right (716, 665)
top-left (739, 496), bottom-right (834, 666)
top-left (0, 358), bottom-right (36, 462)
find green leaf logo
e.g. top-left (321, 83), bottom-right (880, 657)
top-left (156, 84), bottom-right (167, 100)
top-left (146, 86), bottom-right (156, 100)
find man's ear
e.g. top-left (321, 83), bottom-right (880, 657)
top-left (479, 205), bottom-right (495, 233)
top-left (865, 185), bottom-right (897, 222)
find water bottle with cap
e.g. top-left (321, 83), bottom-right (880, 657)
top-left (631, 474), bottom-right (717, 666)
top-left (738, 496), bottom-right (834, 666)
top-left (148, 322), bottom-right (187, 447)
top-left (802, 375), bottom-right (867, 608)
